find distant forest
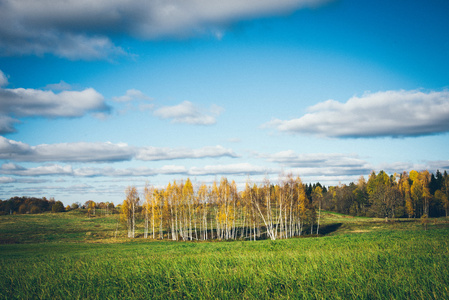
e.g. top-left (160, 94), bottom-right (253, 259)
top-left (0, 197), bottom-right (65, 215)
top-left (319, 169), bottom-right (448, 219)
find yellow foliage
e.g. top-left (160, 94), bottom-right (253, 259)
top-left (409, 170), bottom-right (419, 182)
top-left (120, 199), bottom-right (129, 224)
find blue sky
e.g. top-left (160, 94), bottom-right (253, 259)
top-left (0, 0), bottom-right (448, 205)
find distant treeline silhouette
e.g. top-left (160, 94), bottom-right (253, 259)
top-left (0, 196), bottom-right (64, 215)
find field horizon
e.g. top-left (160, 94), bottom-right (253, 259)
top-left (1, 209), bottom-right (448, 244)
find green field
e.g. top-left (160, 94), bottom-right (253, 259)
top-left (1, 211), bottom-right (449, 299)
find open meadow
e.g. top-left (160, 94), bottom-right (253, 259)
top-left (1, 0), bottom-right (449, 298)
top-left (1, 211), bottom-right (449, 299)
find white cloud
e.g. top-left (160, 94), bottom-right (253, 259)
top-left (74, 165), bottom-right (188, 177)
top-left (154, 101), bottom-right (223, 125)
top-left (72, 167), bottom-right (115, 177)
top-left (113, 89), bottom-right (152, 102)
top-left (0, 176), bottom-right (15, 183)
top-left (377, 160), bottom-right (449, 176)
top-left (0, 163), bottom-right (188, 178)
top-left (0, 70), bottom-right (8, 87)
top-left (260, 150), bottom-right (373, 179)
top-left (136, 145), bottom-right (237, 161)
top-left (0, 137), bottom-right (238, 163)
top-left (32, 142), bottom-right (134, 163)
top-left (0, 71), bottom-right (111, 133)
top-left (0, 115), bottom-right (20, 134)
top-left (227, 138), bottom-right (242, 143)
top-left (262, 150), bottom-right (449, 183)
top-left (0, 29), bottom-right (124, 60)
top-left (0, 137), bottom-right (31, 156)
top-left (65, 184), bottom-right (95, 194)
top-left (0, 161), bottom-right (271, 178)
top-left (44, 81), bottom-right (72, 91)
top-left (287, 166), bottom-right (371, 177)
top-left (265, 151), bottom-right (370, 168)
top-left (0, 87), bottom-right (109, 118)
top-left (265, 90), bottom-right (449, 138)
top-left (0, 137), bottom-right (135, 163)
top-left (189, 163), bottom-right (271, 176)
top-left (425, 160), bottom-right (449, 171)
top-left (0, 0), bottom-right (328, 59)
top-left (0, 163), bottom-right (73, 176)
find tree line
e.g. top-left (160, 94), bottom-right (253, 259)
top-left (2, 169), bottom-right (447, 240)
top-left (120, 170), bottom-right (448, 240)
top-left (0, 197), bottom-right (119, 216)
top-left (323, 170), bottom-right (449, 219)
top-left (0, 196), bottom-right (65, 215)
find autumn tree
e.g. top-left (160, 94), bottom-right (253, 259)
top-left (419, 171), bottom-right (431, 217)
top-left (312, 185), bottom-right (323, 234)
top-left (252, 177), bottom-right (277, 240)
top-left (184, 178), bottom-right (195, 240)
top-left (18, 204), bottom-right (27, 214)
top-left (410, 170), bottom-right (431, 217)
top-left (122, 186), bottom-right (139, 238)
top-left (143, 184), bottom-right (152, 238)
top-left (156, 189), bottom-right (166, 239)
top-left (352, 176), bottom-right (369, 216)
top-left (242, 179), bottom-right (259, 241)
top-left (86, 200), bottom-right (96, 217)
top-left (198, 183), bottom-right (209, 240)
top-left (165, 182), bottom-right (176, 240)
top-left (399, 172), bottom-right (414, 218)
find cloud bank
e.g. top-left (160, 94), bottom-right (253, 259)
top-left (266, 90), bottom-right (449, 138)
top-left (0, 0), bottom-right (327, 59)
top-left (136, 145), bottom-right (237, 161)
top-left (189, 163), bottom-right (270, 176)
top-left (1, 163), bottom-right (73, 176)
top-left (0, 137), bottom-right (237, 163)
top-left (0, 162), bottom-right (269, 178)
top-left (262, 150), bottom-right (372, 176)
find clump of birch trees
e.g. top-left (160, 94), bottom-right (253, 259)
top-left (120, 169), bottom-right (449, 240)
top-left (121, 175), bottom-right (318, 241)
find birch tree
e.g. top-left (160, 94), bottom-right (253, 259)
top-left (143, 184), bottom-right (151, 238)
top-left (198, 183), bottom-right (209, 240)
top-left (124, 186), bottom-right (139, 238)
top-left (313, 185), bottom-right (323, 235)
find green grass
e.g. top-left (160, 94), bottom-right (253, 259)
top-left (0, 210), bottom-right (121, 244)
top-left (1, 211), bottom-right (449, 299)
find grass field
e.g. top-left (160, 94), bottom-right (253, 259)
top-left (1, 211), bottom-right (449, 299)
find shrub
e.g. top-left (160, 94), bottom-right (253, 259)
top-left (51, 201), bottom-right (65, 213)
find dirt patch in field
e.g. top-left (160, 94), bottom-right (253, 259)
top-left (351, 230), bottom-right (371, 233)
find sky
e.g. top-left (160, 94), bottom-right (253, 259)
top-left (0, 0), bottom-right (448, 205)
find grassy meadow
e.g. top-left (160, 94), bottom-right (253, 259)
top-left (1, 210), bottom-right (449, 299)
